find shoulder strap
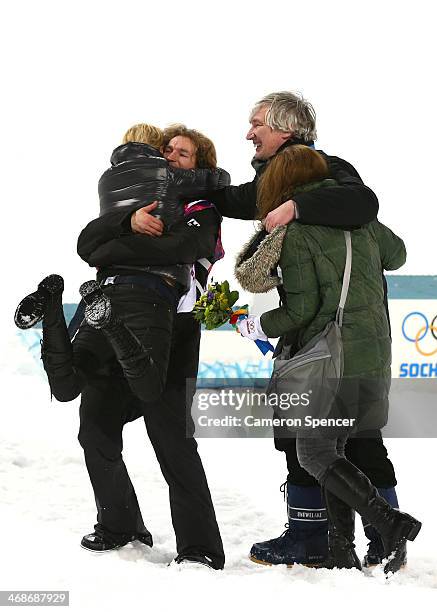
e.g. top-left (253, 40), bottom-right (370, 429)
top-left (336, 231), bottom-right (352, 327)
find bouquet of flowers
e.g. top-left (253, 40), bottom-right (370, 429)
top-left (193, 281), bottom-right (274, 354)
top-left (193, 281), bottom-right (240, 330)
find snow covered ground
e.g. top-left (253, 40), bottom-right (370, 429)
top-left (1, 329), bottom-right (436, 611)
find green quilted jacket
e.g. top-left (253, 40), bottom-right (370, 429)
top-left (260, 210), bottom-right (406, 380)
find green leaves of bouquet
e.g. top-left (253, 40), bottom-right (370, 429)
top-left (193, 280), bottom-right (240, 330)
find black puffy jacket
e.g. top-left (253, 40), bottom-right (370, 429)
top-left (99, 142), bottom-right (230, 228)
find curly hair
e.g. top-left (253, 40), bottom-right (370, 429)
top-left (162, 124), bottom-right (217, 169)
top-left (250, 91), bottom-right (317, 142)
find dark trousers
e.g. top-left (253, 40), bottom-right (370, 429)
top-left (44, 283), bottom-right (175, 403)
top-left (282, 432), bottom-right (397, 488)
top-left (41, 286), bottom-right (224, 568)
top-left (76, 311), bottom-right (224, 568)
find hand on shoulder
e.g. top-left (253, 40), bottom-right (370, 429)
top-left (263, 200), bottom-right (296, 233)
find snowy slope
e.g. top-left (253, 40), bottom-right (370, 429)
top-left (1, 329), bottom-right (436, 611)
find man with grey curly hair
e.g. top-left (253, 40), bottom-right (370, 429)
top-left (200, 89), bottom-right (379, 232)
top-left (249, 91), bottom-right (317, 147)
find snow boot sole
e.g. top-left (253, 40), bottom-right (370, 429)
top-left (249, 555), bottom-right (323, 568)
top-left (15, 274), bottom-right (64, 329)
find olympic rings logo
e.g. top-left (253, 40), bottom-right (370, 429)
top-left (402, 311), bottom-right (437, 357)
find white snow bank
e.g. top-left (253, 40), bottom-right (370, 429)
top-left (1, 329), bottom-right (436, 611)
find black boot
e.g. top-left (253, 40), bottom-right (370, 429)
top-left (15, 274), bottom-right (64, 329)
top-left (322, 459), bottom-right (421, 576)
top-left (34, 277), bottom-right (84, 401)
top-left (321, 488), bottom-right (361, 570)
top-left (79, 281), bottom-right (153, 382)
top-left (16, 275), bottom-right (80, 401)
top-left (362, 487), bottom-right (407, 568)
top-left (172, 553), bottom-right (219, 570)
top-left (81, 523), bottom-right (153, 553)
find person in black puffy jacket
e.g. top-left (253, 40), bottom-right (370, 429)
top-left (99, 123), bottom-right (228, 229)
top-left (16, 123), bottom-right (230, 405)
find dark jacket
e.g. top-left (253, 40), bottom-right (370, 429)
top-left (205, 140), bottom-right (379, 228)
top-left (99, 142), bottom-right (230, 229)
top-left (77, 204), bottom-right (222, 293)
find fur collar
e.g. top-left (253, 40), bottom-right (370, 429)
top-left (235, 225), bottom-right (287, 293)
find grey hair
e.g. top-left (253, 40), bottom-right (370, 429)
top-left (250, 91), bottom-right (317, 141)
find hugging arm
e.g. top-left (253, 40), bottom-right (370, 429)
top-left (172, 166), bottom-right (231, 198)
top-left (205, 155), bottom-right (378, 226)
top-left (78, 208), bottom-right (221, 268)
top-left (204, 181), bottom-right (258, 220)
top-left (292, 156), bottom-right (379, 228)
top-left (77, 210), bottom-right (132, 262)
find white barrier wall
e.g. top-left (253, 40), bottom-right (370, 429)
top-left (17, 277), bottom-right (437, 381)
top-left (198, 296), bottom-right (437, 380)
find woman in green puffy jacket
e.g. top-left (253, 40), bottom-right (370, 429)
top-left (236, 145), bottom-right (421, 575)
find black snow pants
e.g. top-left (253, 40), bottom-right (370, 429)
top-left (80, 311), bottom-right (224, 568)
top-left (79, 311), bottom-right (224, 568)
